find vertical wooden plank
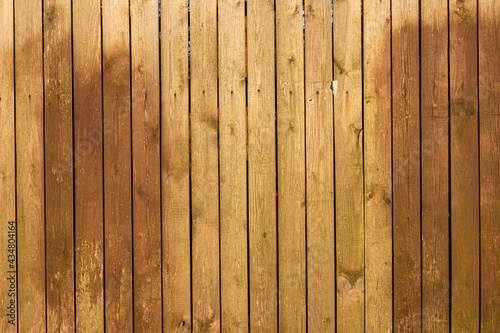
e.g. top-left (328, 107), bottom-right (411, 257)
top-left (190, 0), bottom-right (220, 330)
top-left (218, 0), bottom-right (248, 331)
top-left (421, 0), bottom-right (449, 330)
top-left (247, 0), bottom-right (278, 330)
top-left (43, 0), bottom-right (75, 331)
top-left (363, 0), bottom-right (393, 331)
top-left (392, 0), bottom-right (421, 330)
top-left (0, 0), bottom-right (16, 331)
top-left (304, 0), bottom-right (334, 331)
top-left (449, 0), bottom-right (479, 330)
top-left (73, 0), bottom-right (104, 329)
top-left (161, 0), bottom-right (191, 331)
top-left (130, 0), bottom-right (161, 331)
top-left (14, 0), bottom-right (46, 330)
top-left (479, 0), bottom-right (500, 331)
top-left (333, 0), bottom-right (364, 330)
top-left (275, 0), bottom-right (306, 331)
top-left (102, 0), bottom-right (133, 330)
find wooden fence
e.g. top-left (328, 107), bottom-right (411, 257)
top-left (0, 0), bottom-right (499, 331)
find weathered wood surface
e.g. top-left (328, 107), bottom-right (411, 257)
top-left (479, 0), bottom-right (500, 331)
top-left (276, 0), bottom-right (307, 331)
top-left (190, 0), bottom-right (220, 331)
top-left (0, 0), bottom-right (16, 331)
top-left (15, 0), bottom-right (46, 330)
top-left (0, 1), bottom-right (496, 331)
top-left (421, 0), bottom-right (450, 330)
top-left (73, 0), bottom-right (105, 330)
top-left (44, 0), bottom-right (75, 330)
top-left (305, 0), bottom-right (335, 331)
top-left (450, 0), bottom-right (480, 330)
top-left (161, 0), bottom-right (192, 332)
top-left (363, 0), bottom-right (392, 331)
top-left (131, 0), bottom-right (162, 331)
top-left (333, 0), bottom-right (364, 330)
top-left (247, 0), bottom-right (278, 331)
top-left (392, 0), bottom-right (421, 330)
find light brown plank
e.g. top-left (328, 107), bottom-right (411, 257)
top-left (73, 0), bottom-right (104, 329)
top-left (275, 0), bottom-right (306, 331)
top-left (102, 0), bottom-right (133, 330)
top-left (479, 0), bottom-right (500, 331)
top-left (14, 0), bottom-right (46, 330)
top-left (333, 0), bottom-right (364, 330)
top-left (247, 0), bottom-right (278, 330)
top-left (420, 0), bottom-right (450, 330)
top-left (43, 0), bottom-right (75, 331)
top-left (0, 0), bottom-right (16, 331)
top-left (392, 0), bottom-right (421, 330)
top-left (190, 0), bottom-right (220, 330)
top-left (218, 0), bottom-right (248, 331)
top-left (363, 0), bottom-right (393, 331)
top-left (161, 0), bottom-right (191, 331)
top-left (304, 0), bottom-right (335, 331)
top-left (449, 0), bottom-right (480, 330)
top-left (130, 0), bottom-right (161, 331)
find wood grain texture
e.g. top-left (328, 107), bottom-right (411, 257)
top-left (392, 0), bottom-right (421, 330)
top-left (131, 0), bottom-right (162, 331)
top-left (190, 0), bottom-right (220, 330)
top-left (449, 0), bottom-right (480, 331)
top-left (73, 0), bottom-right (104, 329)
top-left (479, 0), bottom-right (500, 331)
top-left (0, 0), bottom-right (16, 331)
top-left (161, 0), bottom-right (191, 331)
top-left (3, 1), bottom-right (498, 330)
top-left (421, 0), bottom-right (450, 330)
top-left (333, 0), bottom-right (364, 331)
top-left (275, 0), bottom-right (306, 331)
top-left (14, 0), bottom-right (46, 330)
top-left (304, 0), bottom-right (335, 331)
top-left (43, 0), bottom-right (75, 331)
top-left (363, 0), bottom-right (393, 331)
top-left (247, 0), bottom-right (278, 331)
top-left (218, 0), bottom-right (249, 331)
top-left (102, 0), bottom-right (133, 330)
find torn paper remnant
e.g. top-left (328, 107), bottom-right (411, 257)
top-left (330, 81), bottom-right (338, 98)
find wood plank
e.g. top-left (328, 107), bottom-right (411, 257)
top-left (0, 0), bottom-right (16, 331)
top-left (43, 0), bottom-right (75, 331)
top-left (275, 0), bottom-right (306, 331)
top-left (130, 0), bottom-right (161, 331)
top-left (304, 0), bottom-right (335, 331)
top-left (363, 0), bottom-right (392, 331)
top-left (247, 0), bottom-right (278, 330)
top-left (218, 0), bottom-right (248, 331)
top-left (420, 0), bottom-right (449, 330)
top-left (102, 0), bottom-right (133, 330)
top-left (479, 0), bottom-right (500, 331)
top-left (449, 0), bottom-right (480, 330)
top-left (392, 0), bottom-right (421, 330)
top-left (73, 0), bottom-right (104, 329)
top-left (333, 0), bottom-right (364, 330)
top-left (161, 0), bottom-right (191, 331)
top-left (190, 0), bottom-right (220, 330)
top-left (14, 0), bottom-right (46, 330)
